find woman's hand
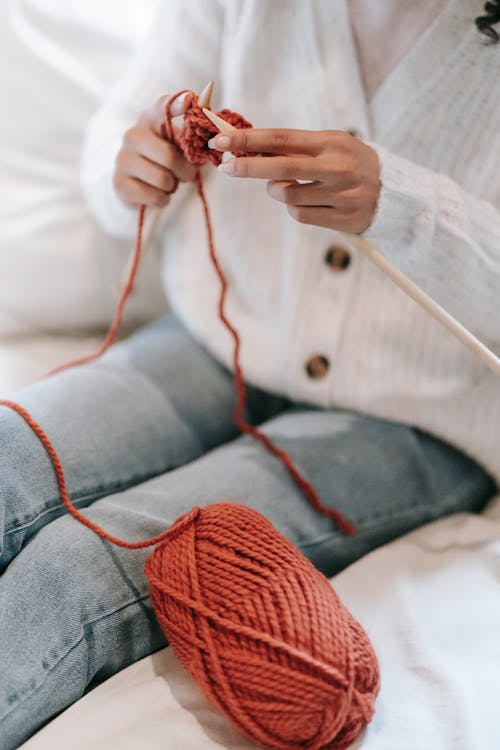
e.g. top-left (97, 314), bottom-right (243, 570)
top-left (113, 93), bottom-right (197, 209)
top-left (209, 129), bottom-right (381, 234)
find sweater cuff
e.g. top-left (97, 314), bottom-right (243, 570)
top-left (80, 135), bottom-right (138, 240)
top-left (362, 142), bottom-right (434, 264)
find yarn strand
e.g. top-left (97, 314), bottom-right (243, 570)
top-left (48, 204), bottom-right (147, 375)
top-left (194, 172), bottom-right (355, 536)
top-left (0, 397), bottom-right (181, 549)
top-left (0, 91), bottom-right (379, 750)
top-left (0, 89), bottom-right (354, 550)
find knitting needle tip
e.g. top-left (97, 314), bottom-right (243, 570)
top-left (197, 80), bottom-right (214, 109)
top-left (202, 108), bottom-right (237, 133)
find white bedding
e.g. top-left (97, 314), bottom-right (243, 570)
top-left (21, 496), bottom-right (500, 750)
top-left (3, 4), bottom-right (500, 749)
top-left (0, 0), bottom-right (165, 393)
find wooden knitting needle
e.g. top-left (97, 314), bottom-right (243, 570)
top-left (197, 80), bottom-right (214, 109)
top-left (353, 235), bottom-right (500, 376)
top-left (203, 109), bottom-right (237, 163)
top-left (114, 206), bottom-right (162, 299)
top-left (203, 108), bottom-right (237, 133)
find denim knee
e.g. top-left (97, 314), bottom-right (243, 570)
top-left (0, 513), bottom-right (163, 749)
top-left (0, 403), bottom-right (65, 571)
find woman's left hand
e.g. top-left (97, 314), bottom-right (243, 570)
top-left (209, 128), bottom-right (381, 234)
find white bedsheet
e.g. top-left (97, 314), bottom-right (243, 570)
top-left (21, 496), bottom-right (500, 750)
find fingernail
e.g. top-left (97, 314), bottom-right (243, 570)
top-left (221, 151), bottom-right (233, 163)
top-left (210, 134), bottom-right (231, 150)
top-left (217, 159), bottom-right (235, 175)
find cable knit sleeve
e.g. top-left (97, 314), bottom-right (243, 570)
top-left (362, 143), bottom-right (500, 346)
top-left (80, 0), bottom-right (224, 239)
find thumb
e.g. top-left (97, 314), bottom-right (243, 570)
top-left (168, 91), bottom-right (193, 117)
top-left (149, 92), bottom-right (193, 137)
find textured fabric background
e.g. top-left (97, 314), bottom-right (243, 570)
top-left (0, 0), bottom-right (165, 340)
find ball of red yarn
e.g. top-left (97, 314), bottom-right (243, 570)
top-left (145, 503), bottom-right (380, 750)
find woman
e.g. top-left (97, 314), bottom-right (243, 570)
top-left (1, 1), bottom-right (499, 747)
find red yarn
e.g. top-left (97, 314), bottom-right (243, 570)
top-left (0, 90), bottom-right (379, 750)
top-left (47, 206), bottom-right (147, 375)
top-left (146, 503), bottom-right (380, 750)
top-left (164, 92), bottom-right (355, 536)
top-left (0, 91), bottom-right (354, 542)
top-left (169, 91), bottom-right (253, 167)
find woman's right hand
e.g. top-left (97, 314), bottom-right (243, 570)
top-left (113, 92), bottom-right (197, 209)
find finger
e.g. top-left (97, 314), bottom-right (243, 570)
top-left (148, 92), bottom-right (193, 136)
top-left (211, 128), bottom-right (343, 156)
top-left (125, 129), bottom-right (170, 164)
top-left (169, 91), bottom-right (194, 118)
top-left (267, 180), bottom-right (331, 207)
top-left (287, 204), bottom-right (362, 233)
top-left (169, 118), bottom-right (185, 146)
top-left (142, 136), bottom-right (196, 183)
top-left (267, 180), bottom-right (363, 210)
top-left (119, 151), bottom-right (177, 193)
top-left (219, 155), bottom-right (322, 181)
top-left (115, 176), bottom-right (172, 209)
top-left (123, 129), bottom-right (196, 182)
top-left (165, 142), bottom-right (198, 182)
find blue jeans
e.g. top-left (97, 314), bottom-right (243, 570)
top-left (0, 315), bottom-right (496, 749)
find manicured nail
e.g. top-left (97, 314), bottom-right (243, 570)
top-left (217, 159), bottom-right (235, 175)
top-left (211, 134), bottom-right (231, 150)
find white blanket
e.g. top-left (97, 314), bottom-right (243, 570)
top-left (21, 496), bottom-right (500, 750)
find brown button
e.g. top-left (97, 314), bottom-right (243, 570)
top-left (325, 245), bottom-right (351, 271)
top-left (305, 355), bottom-right (330, 379)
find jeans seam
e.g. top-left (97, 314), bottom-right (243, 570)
top-left (0, 593), bottom-right (150, 725)
top-left (5, 467), bottom-right (171, 537)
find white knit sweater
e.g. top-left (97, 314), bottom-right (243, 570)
top-left (81, 0), bottom-right (500, 484)
top-left (349, 0), bottom-right (448, 99)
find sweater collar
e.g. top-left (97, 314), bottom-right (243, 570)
top-left (368, 0), bottom-right (475, 141)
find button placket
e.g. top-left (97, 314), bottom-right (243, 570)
top-left (289, 229), bottom-right (357, 399)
